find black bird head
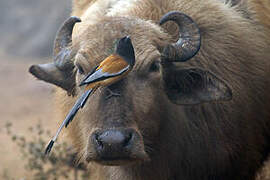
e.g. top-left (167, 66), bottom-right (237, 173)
top-left (116, 36), bottom-right (135, 67)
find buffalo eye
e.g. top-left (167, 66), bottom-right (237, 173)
top-left (75, 63), bottom-right (85, 75)
top-left (149, 61), bottom-right (160, 72)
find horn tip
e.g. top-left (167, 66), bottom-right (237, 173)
top-left (70, 16), bottom-right (82, 23)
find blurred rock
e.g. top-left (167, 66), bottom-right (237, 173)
top-left (0, 0), bottom-right (71, 58)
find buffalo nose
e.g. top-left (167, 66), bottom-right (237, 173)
top-left (95, 130), bottom-right (132, 148)
top-left (92, 129), bottom-right (133, 157)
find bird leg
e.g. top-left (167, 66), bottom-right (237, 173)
top-left (105, 87), bottom-right (121, 99)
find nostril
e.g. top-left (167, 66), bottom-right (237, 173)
top-left (94, 133), bottom-right (103, 148)
top-left (123, 132), bottom-right (133, 147)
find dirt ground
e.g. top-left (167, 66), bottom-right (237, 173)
top-left (1, 53), bottom-right (270, 179)
top-left (0, 53), bottom-right (58, 179)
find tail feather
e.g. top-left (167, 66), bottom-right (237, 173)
top-left (45, 140), bottom-right (55, 155)
top-left (65, 89), bottom-right (93, 127)
top-left (45, 89), bottom-right (94, 155)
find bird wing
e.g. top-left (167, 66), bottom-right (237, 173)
top-left (80, 55), bottom-right (130, 86)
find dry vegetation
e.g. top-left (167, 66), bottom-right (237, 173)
top-left (0, 53), bottom-right (55, 178)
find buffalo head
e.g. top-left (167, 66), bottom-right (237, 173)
top-left (29, 11), bottom-right (232, 166)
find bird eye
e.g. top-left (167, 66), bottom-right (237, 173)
top-left (76, 64), bottom-right (85, 74)
top-left (149, 61), bottom-right (160, 72)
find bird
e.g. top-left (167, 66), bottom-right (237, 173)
top-left (45, 36), bottom-right (135, 155)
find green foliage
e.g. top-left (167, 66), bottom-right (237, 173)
top-left (3, 122), bottom-right (90, 180)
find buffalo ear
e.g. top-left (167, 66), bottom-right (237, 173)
top-left (29, 61), bottom-right (76, 96)
top-left (162, 67), bottom-right (232, 105)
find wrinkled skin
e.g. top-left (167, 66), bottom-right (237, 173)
top-left (30, 0), bottom-right (270, 179)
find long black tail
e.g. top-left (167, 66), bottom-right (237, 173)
top-left (45, 89), bottom-right (93, 155)
top-left (65, 89), bottom-right (93, 127)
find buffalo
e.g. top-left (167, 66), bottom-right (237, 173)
top-left (29, 0), bottom-right (270, 179)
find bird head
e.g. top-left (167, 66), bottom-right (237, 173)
top-left (116, 36), bottom-right (135, 67)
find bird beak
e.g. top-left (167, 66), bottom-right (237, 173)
top-left (79, 66), bottom-right (99, 87)
top-left (79, 81), bottom-right (86, 87)
top-left (125, 36), bottom-right (130, 41)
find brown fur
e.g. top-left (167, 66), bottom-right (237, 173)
top-left (248, 0), bottom-right (270, 34)
top-left (53, 0), bottom-right (270, 179)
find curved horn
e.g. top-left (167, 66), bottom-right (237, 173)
top-left (29, 16), bottom-right (81, 96)
top-left (160, 11), bottom-right (201, 62)
top-left (53, 16), bottom-right (81, 58)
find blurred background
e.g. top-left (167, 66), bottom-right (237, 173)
top-left (0, 0), bottom-right (71, 57)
